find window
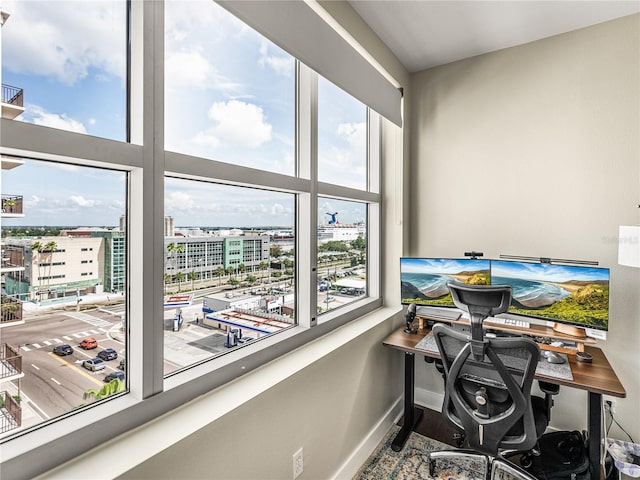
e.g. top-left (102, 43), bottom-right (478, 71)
top-left (0, 157), bottom-right (127, 435)
top-left (1, 0), bottom-right (127, 141)
top-left (317, 198), bottom-right (367, 316)
top-left (163, 177), bottom-right (295, 375)
top-left (164, 0), bottom-right (295, 175)
top-left (318, 77), bottom-right (368, 191)
top-left (0, 0), bottom-right (384, 474)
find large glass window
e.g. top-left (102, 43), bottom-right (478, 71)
top-left (163, 178), bottom-right (295, 375)
top-left (0, 1), bottom-right (127, 141)
top-left (0, 157), bottom-right (127, 437)
top-left (318, 77), bottom-right (368, 190)
top-left (0, 1), bottom-right (383, 472)
top-left (317, 198), bottom-right (367, 316)
top-left (164, 0), bottom-right (295, 175)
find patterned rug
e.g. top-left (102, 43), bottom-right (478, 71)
top-left (353, 425), bottom-right (488, 480)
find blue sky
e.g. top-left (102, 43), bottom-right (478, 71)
top-left (1, 0), bottom-right (368, 227)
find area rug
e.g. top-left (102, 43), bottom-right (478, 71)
top-left (353, 425), bottom-right (488, 480)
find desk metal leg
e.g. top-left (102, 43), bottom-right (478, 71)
top-left (391, 352), bottom-right (423, 452)
top-left (588, 391), bottom-right (602, 479)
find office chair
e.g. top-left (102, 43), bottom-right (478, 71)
top-left (432, 281), bottom-right (556, 458)
top-left (427, 450), bottom-right (539, 480)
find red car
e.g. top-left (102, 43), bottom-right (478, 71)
top-left (80, 337), bottom-right (98, 350)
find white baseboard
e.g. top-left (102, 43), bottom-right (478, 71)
top-left (331, 388), bottom-right (445, 480)
top-left (331, 396), bottom-right (404, 480)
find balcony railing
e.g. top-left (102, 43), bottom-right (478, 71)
top-left (1, 84), bottom-right (24, 107)
top-left (1, 247), bottom-right (24, 270)
top-left (1, 195), bottom-right (23, 215)
top-left (0, 344), bottom-right (22, 380)
top-left (1, 296), bottom-right (23, 324)
top-left (0, 390), bottom-right (22, 434)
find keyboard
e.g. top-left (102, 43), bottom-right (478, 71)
top-left (416, 307), bottom-right (462, 321)
top-left (485, 317), bottom-right (530, 329)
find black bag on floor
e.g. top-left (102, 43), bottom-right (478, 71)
top-left (521, 430), bottom-right (590, 479)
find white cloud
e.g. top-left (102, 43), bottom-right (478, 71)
top-left (2, 0), bottom-right (126, 85)
top-left (337, 122), bottom-right (366, 149)
top-left (70, 195), bottom-right (96, 207)
top-left (28, 105), bottom-right (87, 134)
top-left (25, 195), bottom-right (42, 208)
top-left (259, 41), bottom-right (294, 77)
top-left (166, 191), bottom-right (196, 212)
top-left (194, 100), bottom-right (272, 149)
top-left (165, 50), bottom-right (241, 92)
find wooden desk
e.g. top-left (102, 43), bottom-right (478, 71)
top-left (383, 326), bottom-right (626, 479)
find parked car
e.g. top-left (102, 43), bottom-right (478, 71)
top-left (53, 344), bottom-right (73, 356)
top-left (83, 358), bottom-right (105, 371)
top-left (80, 337), bottom-right (98, 350)
top-left (118, 358), bottom-right (126, 371)
top-left (104, 371), bottom-right (125, 383)
top-left (98, 348), bottom-right (118, 361)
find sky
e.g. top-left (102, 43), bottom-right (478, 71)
top-left (1, 0), bottom-right (368, 227)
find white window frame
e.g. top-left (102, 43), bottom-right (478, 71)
top-left (0, 1), bottom-right (382, 477)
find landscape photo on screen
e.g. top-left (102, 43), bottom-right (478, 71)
top-left (490, 260), bottom-right (609, 329)
top-left (400, 258), bottom-right (491, 307)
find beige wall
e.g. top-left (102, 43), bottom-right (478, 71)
top-left (410, 14), bottom-right (640, 440)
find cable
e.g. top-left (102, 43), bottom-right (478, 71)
top-left (605, 401), bottom-right (635, 443)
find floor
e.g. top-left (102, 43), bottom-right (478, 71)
top-left (399, 404), bottom-right (460, 447)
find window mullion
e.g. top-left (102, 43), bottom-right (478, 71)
top-left (129, 0), bottom-right (165, 398)
top-left (296, 63), bottom-right (317, 328)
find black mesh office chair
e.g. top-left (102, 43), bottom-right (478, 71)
top-left (432, 281), bottom-right (556, 458)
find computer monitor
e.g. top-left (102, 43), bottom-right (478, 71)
top-left (400, 258), bottom-right (491, 308)
top-left (490, 260), bottom-right (610, 335)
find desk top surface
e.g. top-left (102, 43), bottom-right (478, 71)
top-left (383, 326), bottom-right (626, 398)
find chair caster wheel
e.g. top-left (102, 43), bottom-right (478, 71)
top-left (520, 453), bottom-right (533, 469)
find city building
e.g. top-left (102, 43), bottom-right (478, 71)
top-left (164, 234), bottom-right (270, 283)
top-left (0, 6), bottom-right (24, 433)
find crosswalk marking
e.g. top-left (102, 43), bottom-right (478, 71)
top-left (63, 312), bottom-right (113, 328)
top-left (20, 313), bottom-right (117, 353)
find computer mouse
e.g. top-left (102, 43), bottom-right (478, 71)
top-left (544, 350), bottom-right (566, 364)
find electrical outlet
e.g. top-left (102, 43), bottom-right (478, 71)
top-left (606, 399), bottom-right (616, 415)
top-left (293, 447), bottom-right (304, 479)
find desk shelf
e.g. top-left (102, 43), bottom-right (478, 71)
top-left (416, 315), bottom-right (597, 354)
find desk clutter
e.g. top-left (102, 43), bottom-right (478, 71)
top-left (415, 334), bottom-right (573, 381)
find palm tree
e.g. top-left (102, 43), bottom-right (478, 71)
top-left (215, 266), bottom-right (225, 286)
top-left (238, 263), bottom-right (246, 281)
top-left (187, 270), bottom-right (198, 291)
top-left (258, 262), bottom-right (268, 282)
top-left (43, 241), bottom-right (58, 288)
top-left (164, 273), bottom-right (171, 293)
top-left (225, 267), bottom-right (234, 280)
top-left (174, 271), bottom-right (186, 291)
top-left (31, 241), bottom-right (43, 294)
top-left (166, 242), bottom-right (185, 272)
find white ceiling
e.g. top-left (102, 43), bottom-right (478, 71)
top-left (348, 1), bottom-right (640, 73)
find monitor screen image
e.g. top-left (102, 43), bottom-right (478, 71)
top-left (490, 260), bottom-right (610, 331)
top-left (401, 258), bottom-right (491, 307)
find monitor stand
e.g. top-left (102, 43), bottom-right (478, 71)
top-left (552, 322), bottom-right (587, 339)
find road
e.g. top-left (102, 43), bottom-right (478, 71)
top-left (2, 309), bottom-right (124, 420)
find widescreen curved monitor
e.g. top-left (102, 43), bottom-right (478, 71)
top-left (400, 258), bottom-right (491, 308)
top-left (491, 260), bottom-right (609, 331)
